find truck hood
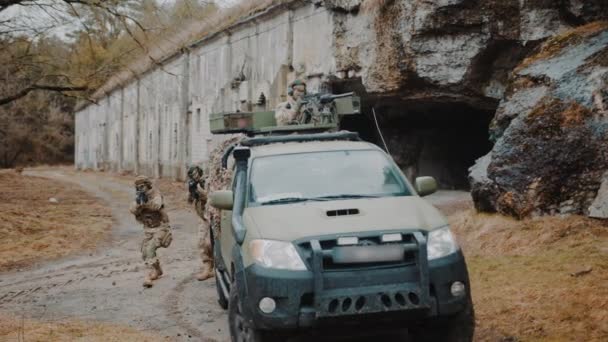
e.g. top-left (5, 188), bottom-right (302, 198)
top-left (242, 196), bottom-right (447, 242)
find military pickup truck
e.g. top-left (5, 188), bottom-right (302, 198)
top-left (207, 96), bottom-right (474, 342)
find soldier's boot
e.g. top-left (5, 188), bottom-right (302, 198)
top-left (196, 262), bottom-right (214, 281)
top-left (149, 260), bottom-right (162, 280)
top-left (142, 260), bottom-right (160, 288)
top-left (142, 276), bottom-right (154, 288)
top-left (153, 261), bottom-right (163, 277)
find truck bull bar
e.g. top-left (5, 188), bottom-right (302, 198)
top-left (308, 232), bottom-right (432, 318)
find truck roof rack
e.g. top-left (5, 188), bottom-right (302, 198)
top-left (240, 131), bottom-right (361, 147)
top-left (209, 92), bottom-right (361, 136)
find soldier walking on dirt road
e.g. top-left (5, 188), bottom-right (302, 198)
top-left (129, 176), bottom-right (173, 288)
top-left (187, 166), bottom-right (214, 281)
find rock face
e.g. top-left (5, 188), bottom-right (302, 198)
top-left (470, 23), bottom-right (608, 218)
top-left (330, 0), bottom-right (607, 189)
top-left (333, 0), bottom-right (608, 104)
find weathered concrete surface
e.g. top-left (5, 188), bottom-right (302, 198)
top-left (470, 23), bottom-right (608, 218)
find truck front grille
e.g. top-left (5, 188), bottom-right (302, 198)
top-left (296, 231), bottom-right (421, 271)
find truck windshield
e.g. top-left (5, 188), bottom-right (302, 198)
top-left (249, 149), bottom-right (410, 205)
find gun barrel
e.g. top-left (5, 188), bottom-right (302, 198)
top-left (319, 92), bottom-right (355, 104)
top-left (329, 92), bottom-right (354, 99)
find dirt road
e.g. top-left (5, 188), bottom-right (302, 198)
top-left (0, 170), bottom-right (229, 341)
top-left (0, 170), bottom-right (476, 341)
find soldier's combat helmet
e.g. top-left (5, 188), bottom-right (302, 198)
top-left (288, 79), bottom-right (307, 95)
top-left (134, 175), bottom-right (152, 187)
top-left (188, 165), bottom-right (204, 179)
top-left (188, 165), bottom-right (203, 178)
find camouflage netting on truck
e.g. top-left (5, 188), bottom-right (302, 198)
top-left (204, 136), bottom-right (244, 237)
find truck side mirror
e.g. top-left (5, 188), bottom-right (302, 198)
top-left (415, 177), bottom-right (437, 197)
top-left (209, 190), bottom-right (234, 210)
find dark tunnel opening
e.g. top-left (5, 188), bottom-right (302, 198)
top-left (333, 79), bottom-right (496, 190)
top-left (335, 89), bottom-right (495, 190)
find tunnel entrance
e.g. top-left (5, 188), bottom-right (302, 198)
top-left (332, 79), bottom-right (496, 190)
top-left (339, 99), bottom-right (495, 190)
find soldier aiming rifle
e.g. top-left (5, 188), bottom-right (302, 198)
top-left (129, 176), bottom-right (173, 288)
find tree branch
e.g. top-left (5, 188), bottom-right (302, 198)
top-left (0, 84), bottom-right (88, 106)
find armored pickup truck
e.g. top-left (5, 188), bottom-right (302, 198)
top-left (206, 97), bottom-right (474, 341)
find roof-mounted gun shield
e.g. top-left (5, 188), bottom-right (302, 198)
top-left (328, 93), bottom-right (361, 116)
top-left (210, 111), bottom-right (276, 134)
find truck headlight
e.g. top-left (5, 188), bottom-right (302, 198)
top-left (249, 240), bottom-right (307, 271)
top-left (427, 226), bottom-right (459, 260)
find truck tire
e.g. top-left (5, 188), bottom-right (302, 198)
top-left (409, 296), bottom-right (475, 342)
top-left (228, 278), bottom-right (283, 342)
top-left (215, 270), bottom-right (228, 310)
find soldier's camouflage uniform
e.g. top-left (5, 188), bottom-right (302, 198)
top-left (129, 176), bottom-right (172, 288)
top-left (275, 79), bottom-right (307, 126)
top-left (187, 166), bottom-right (214, 281)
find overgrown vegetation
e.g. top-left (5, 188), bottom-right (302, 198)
top-left (0, 0), bottom-right (219, 168)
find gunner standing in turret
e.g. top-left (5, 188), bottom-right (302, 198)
top-left (275, 79), bottom-right (307, 125)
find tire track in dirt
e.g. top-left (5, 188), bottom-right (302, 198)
top-left (165, 274), bottom-right (208, 341)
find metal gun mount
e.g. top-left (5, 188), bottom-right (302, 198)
top-left (297, 92), bottom-right (358, 126)
top-left (210, 92), bottom-right (361, 135)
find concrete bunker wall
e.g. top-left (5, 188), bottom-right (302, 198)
top-left (75, 2), bottom-right (338, 180)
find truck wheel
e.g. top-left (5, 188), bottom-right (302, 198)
top-left (409, 296), bottom-right (475, 342)
top-left (215, 270), bottom-right (228, 310)
top-left (228, 279), bottom-right (282, 342)
top-left (228, 281), bottom-right (258, 342)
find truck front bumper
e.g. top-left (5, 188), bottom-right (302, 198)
top-left (241, 250), bottom-right (471, 331)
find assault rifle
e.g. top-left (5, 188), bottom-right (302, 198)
top-left (136, 190), bottom-right (148, 205)
top-left (188, 179), bottom-right (204, 202)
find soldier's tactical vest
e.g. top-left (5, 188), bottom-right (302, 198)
top-left (138, 209), bottom-right (164, 228)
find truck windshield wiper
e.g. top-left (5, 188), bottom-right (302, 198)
top-left (315, 194), bottom-right (380, 200)
top-left (260, 197), bottom-right (329, 205)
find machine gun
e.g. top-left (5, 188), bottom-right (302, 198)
top-left (295, 92), bottom-right (359, 126)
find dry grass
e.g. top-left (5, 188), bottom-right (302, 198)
top-left (518, 21), bottom-right (608, 70)
top-left (449, 210), bottom-right (608, 341)
top-left (0, 170), bottom-right (112, 272)
top-left (0, 314), bottom-right (164, 342)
